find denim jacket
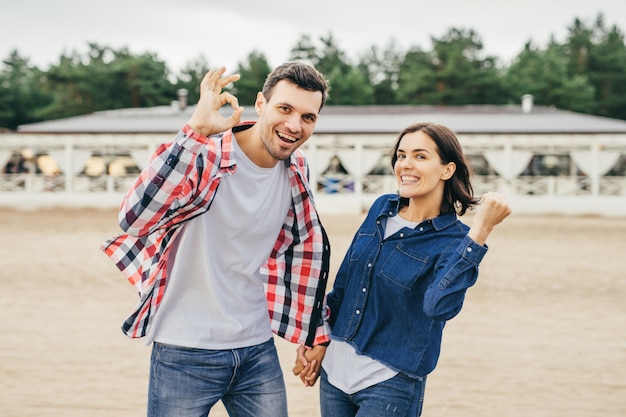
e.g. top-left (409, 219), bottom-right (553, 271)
top-left (326, 194), bottom-right (488, 378)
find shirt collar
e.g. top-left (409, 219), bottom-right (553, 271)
top-left (381, 194), bottom-right (458, 230)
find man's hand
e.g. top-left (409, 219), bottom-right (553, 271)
top-left (187, 67), bottom-right (244, 137)
top-left (292, 344), bottom-right (327, 387)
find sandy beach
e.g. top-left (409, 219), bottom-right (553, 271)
top-left (0, 206), bottom-right (624, 417)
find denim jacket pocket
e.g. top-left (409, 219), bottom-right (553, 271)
top-left (349, 229), bottom-right (376, 262)
top-left (380, 243), bottom-right (429, 290)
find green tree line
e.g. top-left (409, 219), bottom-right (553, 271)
top-left (1, 14), bottom-right (625, 131)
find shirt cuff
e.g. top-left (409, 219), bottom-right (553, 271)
top-left (182, 124), bottom-right (212, 144)
top-left (458, 235), bottom-right (488, 264)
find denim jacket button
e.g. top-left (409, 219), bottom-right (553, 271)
top-left (355, 310), bottom-right (361, 314)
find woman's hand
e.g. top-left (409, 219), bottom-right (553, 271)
top-left (293, 344), bottom-right (327, 387)
top-left (468, 191), bottom-right (512, 245)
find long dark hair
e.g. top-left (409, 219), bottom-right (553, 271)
top-left (390, 122), bottom-right (479, 216)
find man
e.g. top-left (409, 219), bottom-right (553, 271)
top-left (102, 63), bottom-right (330, 417)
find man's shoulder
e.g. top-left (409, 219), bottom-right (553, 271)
top-left (289, 149), bottom-right (309, 173)
top-left (292, 149), bottom-right (307, 163)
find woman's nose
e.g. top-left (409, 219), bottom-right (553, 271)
top-left (399, 157), bottom-right (411, 168)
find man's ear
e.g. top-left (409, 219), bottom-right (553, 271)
top-left (255, 92), bottom-right (265, 115)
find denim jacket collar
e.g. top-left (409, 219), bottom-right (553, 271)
top-left (376, 194), bottom-right (458, 231)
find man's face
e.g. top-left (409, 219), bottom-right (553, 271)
top-left (255, 80), bottom-right (323, 162)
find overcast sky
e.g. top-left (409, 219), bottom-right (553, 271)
top-left (3, 0), bottom-right (626, 74)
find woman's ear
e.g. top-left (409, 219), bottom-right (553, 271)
top-left (442, 162), bottom-right (456, 180)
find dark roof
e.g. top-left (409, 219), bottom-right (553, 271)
top-left (17, 104), bottom-right (626, 134)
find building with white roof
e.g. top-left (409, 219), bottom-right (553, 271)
top-left (2, 97), bottom-right (625, 216)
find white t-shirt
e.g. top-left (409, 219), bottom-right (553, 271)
top-left (323, 214), bottom-right (419, 394)
top-left (146, 136), bottom-right (291, 349)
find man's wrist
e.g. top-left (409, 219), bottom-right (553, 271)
top-left (185, 122), bottom-right (211, 137)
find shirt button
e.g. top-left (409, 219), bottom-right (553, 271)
top-left (388, 211), bottom-right (393, 215)
top-left (467, 247), bottom-right (472, 252)
top-left (362, 288), bottom-right (367, 292)
top-left (368, 263), bottom-right (372, 268)
top-left (399, 233), bottom-right (404, 237)
top-left (356, 310), bottom-right (361, 315)
top-left (419, 227), bottom-right (424, 231)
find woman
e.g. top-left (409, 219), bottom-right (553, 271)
top-left (298, 122), bottom-right (511, 416)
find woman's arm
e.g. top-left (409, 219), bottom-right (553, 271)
top-left (424, 191), bottom-right (511, 320)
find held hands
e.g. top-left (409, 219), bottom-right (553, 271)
top-left (468, 191), bottom-right (512, 245)
top-left (187, 67), bottom-right (244, 137)
top-left (293, 344), bottom-right (327, 387)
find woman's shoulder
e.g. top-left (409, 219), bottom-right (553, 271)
top-left (449, 216), bottom-right (471, 235)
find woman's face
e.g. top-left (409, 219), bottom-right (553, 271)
top-left (394, 130), bottom-right (455, 200)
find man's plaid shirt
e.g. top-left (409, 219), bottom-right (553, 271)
top-left (101, 123), bottom-right (331, 347)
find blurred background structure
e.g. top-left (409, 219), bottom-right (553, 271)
top-left (2, 95), bottom-right (626, 216)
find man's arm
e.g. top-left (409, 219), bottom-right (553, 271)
top-left (119, 67), bottom-right (243, 237)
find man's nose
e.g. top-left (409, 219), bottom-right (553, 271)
top-left (285, 114), bottom-right (302, 132)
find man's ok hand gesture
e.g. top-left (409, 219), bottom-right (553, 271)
top-left (187, 67), bottom-right (244, 137)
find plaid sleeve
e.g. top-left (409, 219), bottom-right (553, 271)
top-left (100, 125), bottom-right (226, 338)
top-left (119, 125), bottom-right (220, 237)
top-left (262, 155), bottom-right (331, 347)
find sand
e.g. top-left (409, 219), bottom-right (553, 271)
top-left (0, 207), bottom-right (624, 417)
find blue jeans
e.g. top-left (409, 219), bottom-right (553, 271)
top-left (147, 338), bottom-right (288, 417)
top-left (320, 368), bottom-right (426, 417)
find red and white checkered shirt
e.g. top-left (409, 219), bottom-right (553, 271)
top-left (101, 123), bottom-right (331, 347)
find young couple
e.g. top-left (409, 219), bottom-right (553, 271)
top-left (103, 62), bottom-right (510, 417)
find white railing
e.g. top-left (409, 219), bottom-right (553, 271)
top-left (2, 173), bottom-right (626, 197)
top-left (313, 174), bottom-right (626, 197)
top-left (0, 173), bottom-right (66, 193)
top-left (0, 173), bottom-right (135, 193)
